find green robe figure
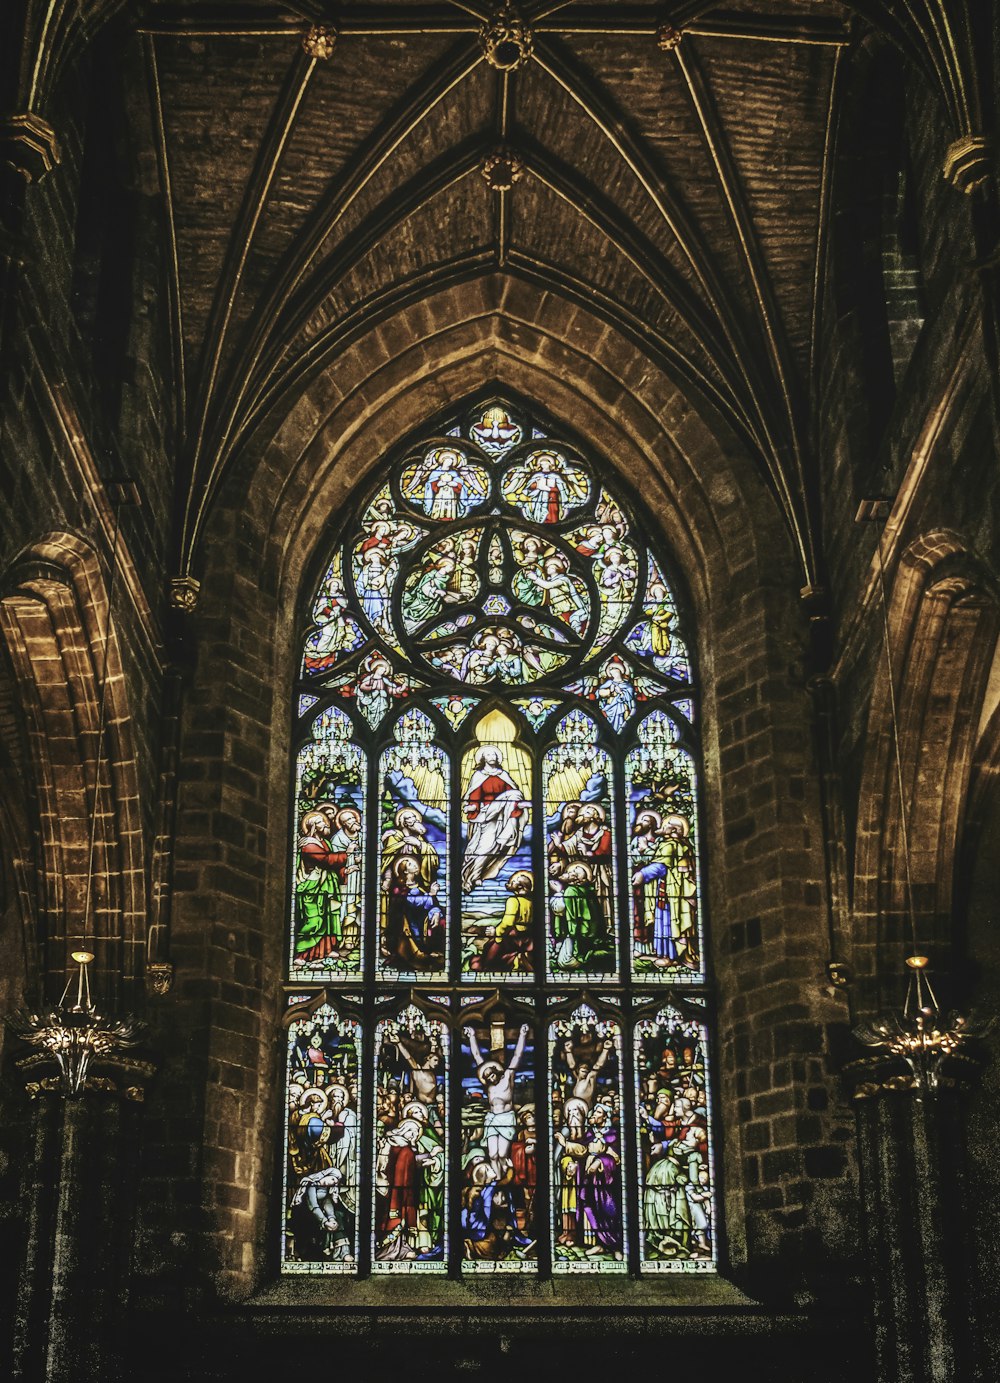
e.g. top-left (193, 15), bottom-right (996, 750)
top-left (295, 810), bottom-right (348, 964)
top-left (557, 862), bottom-right (610, 969)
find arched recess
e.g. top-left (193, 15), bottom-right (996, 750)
top-left (161, 284), bottom-right (852, 1296)
top-left (851, 530), bottom-right (1000, 1013)
top-left (0, 533), bottom-right (146, 1003)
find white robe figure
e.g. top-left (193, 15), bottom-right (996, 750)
top-left (461, 748), bottom-right (526, 892)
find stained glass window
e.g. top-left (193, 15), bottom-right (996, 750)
top-left (281, 396), bottom-right (716, 1277)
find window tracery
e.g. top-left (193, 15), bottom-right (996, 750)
top-left (282, 397), bottom-right (716, 1277)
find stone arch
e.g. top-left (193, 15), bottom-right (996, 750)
top-left (0, 532), bottom-right (147, 1002)
top-left (851, 529), bottom-right (1000, 1011)
top-left (167, 288), bottom-right (850, 1295)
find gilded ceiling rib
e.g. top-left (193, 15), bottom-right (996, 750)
top-left (808, 46), bottom-right (843, 396)
top-left (189, 44), bottom-right (320, 490)
top-left (520, 141), bottom-right (762, 446)
top-left (179, 41), bottom-right (483, 568)
top-left (531, 39), bottom-right (815, 577)
top-left (233, 251), bottom-right (498, 448)
top-left (671, 44), bottom-right (810, 534)
top-left (144, 35), bottom-right (188, 435)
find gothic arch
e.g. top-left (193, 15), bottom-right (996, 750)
top-left (0, 533), bottom-right (147, 1001)
top-left (851, 530), bottom-right (1000, 1009)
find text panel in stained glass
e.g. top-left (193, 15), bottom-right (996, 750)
top-left (282, 1000), bottom-right (361, 1272)
top-left (286, 395), bottom-right (714, 1277)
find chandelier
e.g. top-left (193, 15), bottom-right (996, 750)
top-left (7, 486), bottom-right (145, 1095)
top-left (851, 499), bottom-right (989, 1095)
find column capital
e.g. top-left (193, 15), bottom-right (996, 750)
top-left (0, 112), bottom-right (60, 183)
top-left (942, 134), bottom-right (994, 194)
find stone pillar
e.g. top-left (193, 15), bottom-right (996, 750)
top-left (844, 1052), bottom-right (982, 1383)
top-left (10, 1052), bottom-right (154, 1383)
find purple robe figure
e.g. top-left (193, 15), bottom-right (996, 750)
top-left (577, 1115), bottom-right (623, 1254)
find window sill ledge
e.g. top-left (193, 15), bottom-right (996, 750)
top-left (244, 1273), bottom-right (756, 1313)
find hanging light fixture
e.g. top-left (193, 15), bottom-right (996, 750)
top-left (8, 484), bottom-right (145, 1096)
top-left (852, 499), bottom-right (990, 1096)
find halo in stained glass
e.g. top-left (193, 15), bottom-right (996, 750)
top-left (400, 446), bottom-right (490, 519)
top-left (322, 653), bottom-right (423, 727)
top-left (290, 707), bottom-right (365, 981)
top-left (283, 1002), bottom-right (361, 1273)
top-left (549, 1002), bottom-right (627, 1272)
top-left (634, 1005), bottom-right (716, 1271)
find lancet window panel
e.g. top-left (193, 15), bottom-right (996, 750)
top-left (281, 396), bottom-right (716, 1277)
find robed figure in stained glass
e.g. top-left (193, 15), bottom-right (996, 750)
top-left (461, 746), bottom-right (527, 892)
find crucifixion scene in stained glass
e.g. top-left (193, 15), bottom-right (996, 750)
top-left (282, 396), bottom-right (715, 1276)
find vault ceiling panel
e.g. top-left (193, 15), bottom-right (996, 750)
top-left (153, 35), bottom-right (287, 359)
top-left (695, 37), bottom-right (838, 367)
top-left (511, 176), bottom-right (720, 387)
top-left (513, 60), bottom-right (705, 296)
top-left (278, 174), bottom-right (494, 363)
top-left (246, 33), bottom-right (462, 287)
top-left (555, 36), bottom-right (758, 324)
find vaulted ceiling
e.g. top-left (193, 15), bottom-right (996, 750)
top-left (12, 0), bottom-right (990, 586)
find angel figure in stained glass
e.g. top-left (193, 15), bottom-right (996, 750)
top-left (596, 657), bottom-right (636, 731)
top-left (407, 448), bottom-right (487, 520)
top-left (505, 451), bottom-right (587, 523)
top-left (355, 651), bottom-right (408, 725)
top-left (525, 555), bottom-right (587, 635)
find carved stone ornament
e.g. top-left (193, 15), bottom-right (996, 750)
top-left (145, 962), bottom-right (174, 997)
top-left (0, 112), bottom-right (61, 183)
top-left (302, 25), bottom-right (337, 61)
top-left (656, 24), bottom-right (683, 52)
top-left (480, 2), bottom-right (534, 72)
top-left (481, 147), bottom-right (525, 193)
top-left (942, 134), bottom-right (994, 195)
top-left (169, 575), bottom-right (200, 612)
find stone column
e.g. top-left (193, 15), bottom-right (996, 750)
top-left (844, 1051), bottom-right (982, 1383)
top-left (10, 1052), bottom-right (154, 1383)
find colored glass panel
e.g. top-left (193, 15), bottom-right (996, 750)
top-left (470, 402), bottom-right (523, 456)
top-left (624, 554), bottom-right (691, 683)
top-left (290, 708), bottom-right (365, 981)
top-left (378, 709), bottom-right (449, 978)
top-left (322, 653), bottom-right (421, 728)
top-left (501, 448), bottom-right (590, 523)
top-left (351, 487), bottom-right (422, 648)
top-left (626, 711), bottom-right (702, 981)
top-left (429, 693), bottom-right (480, 729)
top-left (400, 446), bottom-right (489, 519)
top-left (543, 711), bottom-right (618, 981)
top-left (511, 694), bottom-right (562, 731)
top-left (283, 1002), bottom-right (361, 1272)
top-left (402, 528), bottom-right (483, 633)
top-left (634, 1006), bottom-right (716, 1271)
top-left (508, 527), bottom-right (589, 640)
top-left (461, 710), bottom-right (534, 979)
top-left (373, 1003), bottom-right (449, 1270)
top-left (549, 1003), bottom-right (627, 1272)
top-left (460, 1012), bottom-right (538, 1272)
top-left (303, 551), bottom-right (366, 675)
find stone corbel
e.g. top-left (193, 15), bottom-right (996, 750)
top-left (0, 112), bottom-right (61, 183)
top-left (942, 134), bottom-right (994, 195)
